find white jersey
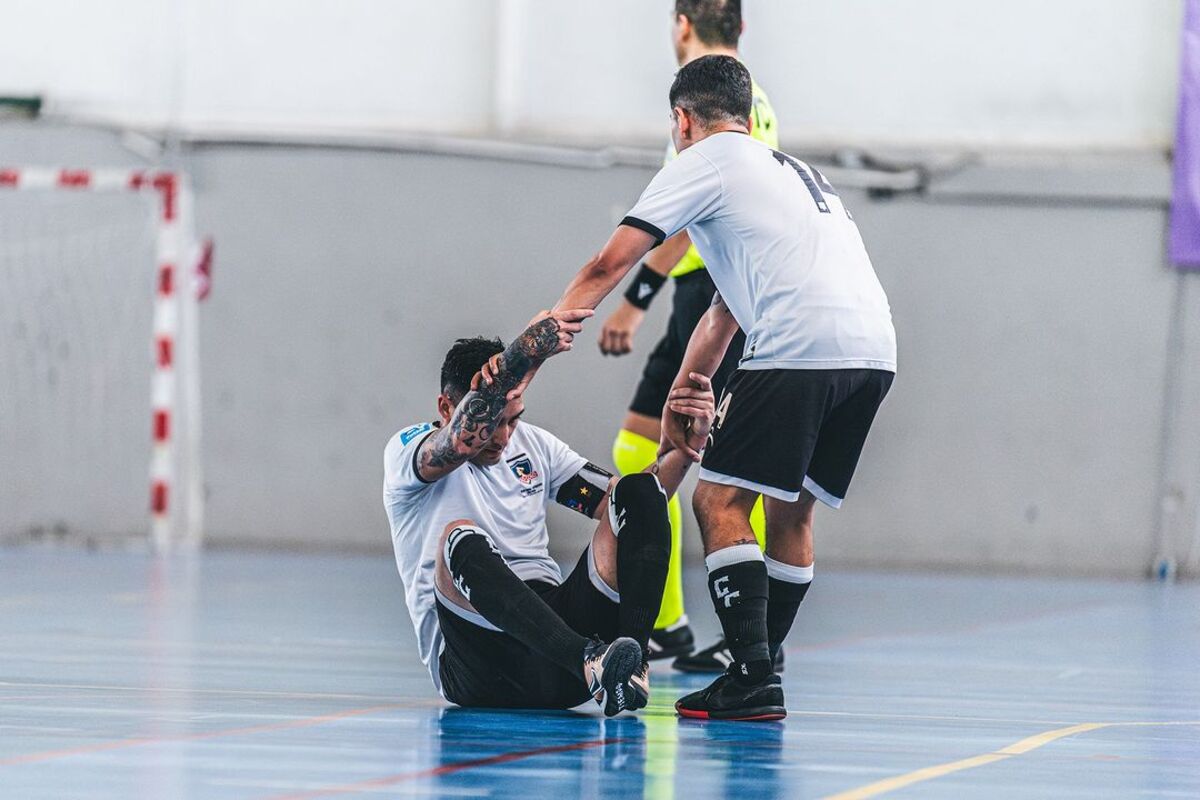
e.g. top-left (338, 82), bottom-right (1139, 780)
top-left (624, 131), bottom-right (896, 372)
top-left (382, 420), bottom-right (587, 694)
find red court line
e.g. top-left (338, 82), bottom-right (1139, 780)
top-left (266, 737), bottom-right (625, 800)
top-left (0, 703), bottom-right (405, 767)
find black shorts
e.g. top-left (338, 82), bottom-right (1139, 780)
top-left (700, 368), bottom-right (894, 506)
top-left (436, 548), bottom-right (619, 709)
top-left (629, 270), bottom-right (746, 418)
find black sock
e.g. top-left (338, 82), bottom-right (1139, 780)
top-left (446, 526), bottom-right (589, 678)
top-left (610, 474), bottom-right (672, 657)
top-left (706, 544), bottom-right (771, 684)
top-left (765, 556), bottom-right (812, 662)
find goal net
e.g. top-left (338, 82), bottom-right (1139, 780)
top-left (0, 168), bottom-right (202, 549)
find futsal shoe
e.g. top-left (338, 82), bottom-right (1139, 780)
top-left (629, 661), bottom-right (650, 711)
top-left (647, 617), bottom-right (695, 660)
top-left (673, 638), bottom-right (785, 674)
top-left (675, 671), bottom-right (786, 721)
top-left (584, 636), bottom-right (646, 717)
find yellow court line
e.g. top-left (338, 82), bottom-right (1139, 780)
top-left (822, 721), bottom-right (1200, 800)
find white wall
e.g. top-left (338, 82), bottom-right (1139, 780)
top-left (0, 0), bottom-right (1183, 149)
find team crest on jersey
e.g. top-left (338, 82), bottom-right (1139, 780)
top-left (508, 455), bottom-right (539, 484)
top-left (506, 453), bottom-right (543, 496)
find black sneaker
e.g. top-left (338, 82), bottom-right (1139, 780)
top-left (673, 639), bottom-right (786, 673)
top-left (583, 637), bottom-right (646, 717)
top-left (675, 671), bottom-right (786, 721)
top-left (647, 617), bottom-right (695, 661)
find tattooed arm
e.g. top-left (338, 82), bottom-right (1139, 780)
top-left (415, 309), bottom-right (593, 483)
top-left (660, 293), bottom-right (740, 460)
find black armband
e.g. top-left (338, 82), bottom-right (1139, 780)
top-left (623, 264), bottom-right (668, 310)
top-left (555, 462), bottom-right (614, 518)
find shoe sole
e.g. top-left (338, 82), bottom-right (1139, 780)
top-left (675, 704), bottom-right (787, 722)
top-left (601, 638), bottom-right (644, 717)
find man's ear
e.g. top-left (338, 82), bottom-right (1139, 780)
top-left (675, 107), bottom-right (692, 141)
top-left (676, 13), bottom-right (692, 39)
top-left (436, 393), bottom-right (456, 423)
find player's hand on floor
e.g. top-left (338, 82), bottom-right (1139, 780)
top-left (598, 301), bottom-right (645, 356)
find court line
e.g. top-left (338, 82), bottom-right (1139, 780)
top-left (263, 737), bottom-right (625, 800)
top-left (790, 599), bottom-right (1117, 655)
top-left (820, 721), bottom-right (1200, 800)
top-left (0, 679), bottom-right (416, 703)
top-left (0, 703), bottom-right (405, 767)
top-left (0, 679), bottom-right (1138, 732)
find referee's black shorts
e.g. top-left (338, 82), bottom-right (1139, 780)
top-left (700, 368), bottom-right (894, 506)
top-left (629, 270), bottom-right (745, 418)
top-left (436, 547), bottom-right (619, 709)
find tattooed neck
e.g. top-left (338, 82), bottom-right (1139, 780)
top-left (421, 318), bottom-right (559, 472)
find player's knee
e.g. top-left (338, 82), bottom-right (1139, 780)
top-left (442, 521), bottom-right (498, 578)
top-left (608, 473), bottom-right (669, 544)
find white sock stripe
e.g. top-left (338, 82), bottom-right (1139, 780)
top-left (764, 555), bottom-right (813, 584)
top-left (704, 543), bottom-right (764, 572)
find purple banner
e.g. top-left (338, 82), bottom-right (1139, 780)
top-left (1170, 0), bottom-right (1200, 269)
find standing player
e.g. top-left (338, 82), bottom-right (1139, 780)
top-left (598, 0), bottom-right (780, 673)
top-left (383, 312), bottom-right (717, 714)
top-left (541, 56), bottom-right (896, 719)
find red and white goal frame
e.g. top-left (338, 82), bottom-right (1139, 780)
top-left (0, 166), bottom-right (204, 550)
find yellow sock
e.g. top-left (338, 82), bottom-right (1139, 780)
top-left (613, 429), bottom-right (685, 629)
top-left (749, 494), bottom-right (766, 550)
top-left (612, 429), bottom-right (767, 631)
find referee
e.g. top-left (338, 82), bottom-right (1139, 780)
top-left (549, 56), bottom-right (896, 720)
top-left (598, 0), bottom-right (779, 673)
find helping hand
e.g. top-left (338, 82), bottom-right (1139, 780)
top-left (659, 372), bottom-right (715, 462)
top-left (474, 308), bottom-right (595, 397)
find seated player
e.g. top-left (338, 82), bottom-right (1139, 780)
top-left (383, 311), bottom-right (715, 715)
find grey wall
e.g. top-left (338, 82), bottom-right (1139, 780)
top-left (3, 124), bottom-right (1198, 575)
top-left (186, 144), bottom-right (1199, 575)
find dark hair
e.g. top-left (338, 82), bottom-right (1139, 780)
top-left (675, 0), bottom-right (741, 48)
top-left (440, 336), bottom-right (504, 401)
top-left (669, 54), bottom-right (752, 128)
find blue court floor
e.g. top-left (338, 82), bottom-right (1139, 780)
top-left (1, 548), bottom-right (1197, 799)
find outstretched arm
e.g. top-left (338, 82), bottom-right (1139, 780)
top-left (552, 225), bottom-right (660, 313)
top-left (557, 373), bottom-right (715, 522)
top-left (660, 293), bottom-right (740, 460)
top-left (645, 370), bottom-right (716, 488)
top-left (597, 230), bottom-right (694, 356)
top-left (416, 309), bottom-right (592, 483)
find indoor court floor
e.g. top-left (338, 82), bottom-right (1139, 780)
top-left (1, 548), bottom-right (1197, 799)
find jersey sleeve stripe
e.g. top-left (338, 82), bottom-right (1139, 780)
top-left (619, 216), bottom-right (666, 246)
top-left (411, 428), bottom-right (439, 484)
